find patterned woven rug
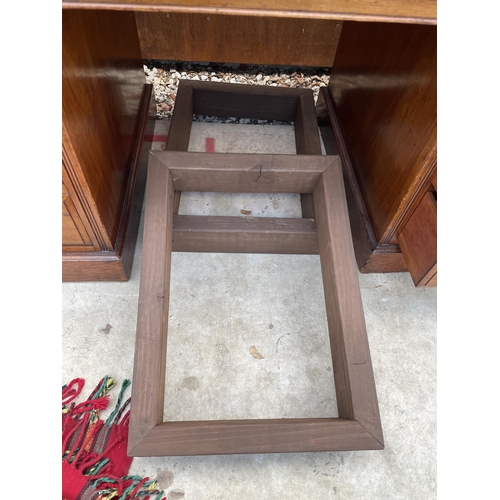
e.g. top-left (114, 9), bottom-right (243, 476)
top-left (62, 376), bottom-right (165, 500)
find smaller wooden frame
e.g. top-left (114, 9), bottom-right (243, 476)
top-left (166, 79), bottom-right (322, 218)
top-left (129, 150), bottom-right (383, 456)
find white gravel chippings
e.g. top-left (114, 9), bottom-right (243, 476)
top-left (143, 60), bottom-right (331, 124)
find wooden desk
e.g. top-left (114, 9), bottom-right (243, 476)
top-left (62, 1), bottom-right (437, 286)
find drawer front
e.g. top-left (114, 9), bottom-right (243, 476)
top-left (398, 191), bottom-right (437, 287)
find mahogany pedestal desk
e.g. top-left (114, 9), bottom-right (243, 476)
top-left (62, 0), bottom-right (437, 287)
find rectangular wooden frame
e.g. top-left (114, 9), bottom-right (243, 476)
top-left (128, 150), bottom-right (383, 456)
top-left (166, 79), bottom-right (322, 218)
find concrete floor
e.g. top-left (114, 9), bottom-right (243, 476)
top-left (62, 120), bottom-right (437, 499)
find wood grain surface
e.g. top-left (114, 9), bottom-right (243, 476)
top-left (361, 248), bottom-right (408, 274)
top-left (131, 418), bottom-right (383, 456)
top-left (294, 92), bottom-right (322, 218)
top-left (172, 215), bottom-right (319, 254)
top-left (164, 80), bottom-right (193, 214)
top-left (62, 9), bottom-right (146, 248)
top-left (129, 156), bottom-right (175, 452)
top-left (189, 80), bottom-right (304, 121)
top-left (153, 151), bottom-right (334, 193)
top-left (62, 124), bottom-right (111, 252)
top-left (316, 88), bottom-right (408, 274)
top-left (430, 169), bottom-right (437, 192)
top-left (112, 84), bottom-right (157, 279)
top-left (63, 85), bottom-right (156, 281)
top-left (328, 21), bottom-right (437, 245)
top-left (313, 159), bottom-right (383, 444)
top-left (129, 153), bottom-right (383, 455)
top-left (136, 13), bottom-right (342, 66)
top-left (397, 192), bottom-right (437, 287)
top-left (166, 80), bottom-right (323, 218)
top-left (165, 83), bottom-right (193, 152)
top-left (62, 252), bottom-right (130, 281)
top-left (62, 187), bottom-right (93, 249)
top-left (63, 0), bottom-right (437, 25)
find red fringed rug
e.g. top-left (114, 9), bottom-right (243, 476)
top-left (62, 376), bottom-right (166, 500)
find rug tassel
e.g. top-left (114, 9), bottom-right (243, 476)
top-left (62, 378), bottom-right (85, 410)
top-left (105, 379), bottom-right (131, 426)
top-left (89, 375), bottom-right (116, 401)
top-left (92, 476), bottom-right (165, 500)
top-left (64, 377), bottom-right (115, 424)
top-left (62, 376), bottom-right (166, 500)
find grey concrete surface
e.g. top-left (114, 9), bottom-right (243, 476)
top-left (62, 121), bottom-right (437, 499)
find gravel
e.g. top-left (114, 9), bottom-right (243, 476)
top-left (143, 61), bottom-right (330, 123)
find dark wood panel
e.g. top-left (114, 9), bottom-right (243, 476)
top-left (397, 192), bottom-right (437, 288)
top-left (316, 88), bottom-right (408, 274)
top-left (63, 0), bottom-right (437, 25)
top-left (136, 13), bottom-right (342, 66)
top-left (166, 82), bottom-right (193, 152)
top-left (294, 93), bottom-right (322, 156)
top-left (131, 419), bottom-right (382, 456)
top-left (328, 21), bottom-right (437, 244)
top-left (294, 92), bottom-right (322, 218)
top-left (63, 85), bottom-right (156, 281)
top-left (317, 87), bottom-right (372, 270)
top-left (173, 215), bottom-right (319, 254)
top-left (165, 81), bottom-right (193, 215)
top-left (313, 162), bottom-right (383, 443)
top-left (152, 151), bottom-right (334, 193)
top-left (112, 84), bottom-right (157, 279)
top-left (62, 9), bottom-right (146, 247)
top-left (189, 80), bottom-right (303, 121)
top-left (129, 157), bottom-right (175, 451)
